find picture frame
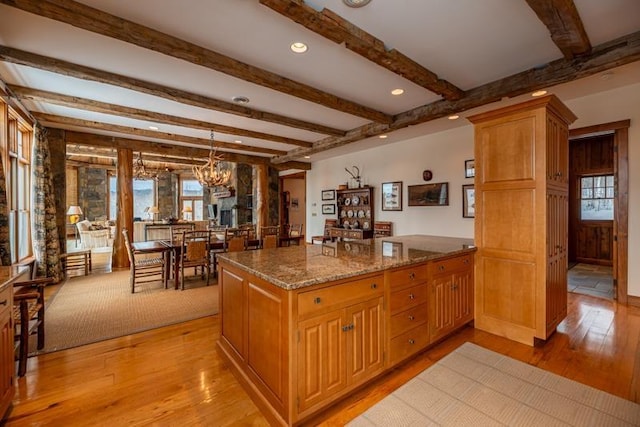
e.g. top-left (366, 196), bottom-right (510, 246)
top-left (321, 189), bottom-right (336, 201)
top-left (322, 203), bottom-right (335, 215)
top-left (381, 181), bottom-right (403, 211)
top-left (382, 241), bottom-right (403, 260)
top-left (462, 184), bottom-right (475, 218)
top-left (465, 159), bottom-right (475, 178)
top-left (407, 182), bottom-right (449, 206)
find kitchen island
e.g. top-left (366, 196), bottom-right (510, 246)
top-left (216, 235), bottom-right (475, 426)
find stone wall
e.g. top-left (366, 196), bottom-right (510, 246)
top-left (78, 167), bottom-right (107, 221)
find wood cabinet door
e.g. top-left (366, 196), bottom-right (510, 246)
top-left (297, 310), bottom-right (346, 413)
top-left (428, 276), bottom-right (454, 342)
top-left (0, 308), bottom-right (14, 418)
top-left (452, 269), bottom-right (474, 327)
top-left (220, 268), bottom-right (245, 358)
top-left (346, 297), bottom-right (384, 385)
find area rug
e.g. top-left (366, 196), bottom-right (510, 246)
top-left (39, 269), bottom-right (218, 353)
top-left (348, 342), bottom-right (640, 426)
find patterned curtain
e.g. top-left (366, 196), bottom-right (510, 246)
top-left (33, 126), bottom-right (62, 282)
top-left (0, 153), bottom-right (10, 265)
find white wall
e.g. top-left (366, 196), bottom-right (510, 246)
top-left (306, 82), bottom-right (640, 297)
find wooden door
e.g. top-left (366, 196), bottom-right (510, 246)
top-left (297, 310), bottom-right (346, 413)
top-left (452, 269), bottom-right (474, 327)
top-left (0, 298), bottom-right (14, 418)
top-left (346, 297), bottom-right (384, 385)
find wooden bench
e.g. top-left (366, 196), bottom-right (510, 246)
top-left (60, 250), bottom-right (92, 276)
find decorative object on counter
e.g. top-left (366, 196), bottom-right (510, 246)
top-left (381, 181), bottom-right (402, 211)
top-left (192, 130), bottom-right (231, 188)
top-left (322, 204), bottom-right (335, 215)
top-left (422, 170), bottom-right (433, 181)
top-left (408, 182), bottom-right (449, 206)
top-left (321, 189), bottom-right (335, 200)
top-left (345, 165), bottom-right (362, 188)
top-left (462, 184), bottom-right (475, 218)
top-left (465, 159), bottom-right (475, 178)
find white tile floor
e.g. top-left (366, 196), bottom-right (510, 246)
top-left (567, 263), bottom-right (614, 300)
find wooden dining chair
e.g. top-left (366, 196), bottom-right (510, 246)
top-left (311, 219), bottom-right (337, 244)
top-left (122, 229), bottom-right (166, 293)
top-left (260, 225), bottom-right (280, 249)
top-left (224, 228), bottom-right (249, 252)
top-left (178, 230), bottom-right (211, 290)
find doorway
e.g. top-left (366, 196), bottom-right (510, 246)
top-left (568, 120), bottom-right (629, 303)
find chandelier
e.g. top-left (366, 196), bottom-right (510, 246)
top-left (133, 152), bottom-right (159, 180)
top-left (192, 130), bottom-right (231, 188)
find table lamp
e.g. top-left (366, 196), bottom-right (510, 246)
top-left (148, 206), bottom-right (160, 223)
top-left (67, 206), bottom-right (83, 224)
top-left (182, 206), bottom-right (193, 221)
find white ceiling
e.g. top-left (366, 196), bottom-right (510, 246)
top-left (0, 0), bottom-right (639, 166)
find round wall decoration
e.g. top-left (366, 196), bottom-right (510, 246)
top-left (422, 170), bottom-right (433, 181)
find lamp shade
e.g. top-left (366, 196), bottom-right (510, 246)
top-left (183, 206), bottom-right (193, 213)
top-left (148, 206), bottom-right (160, 214)
top-left (66, 206), bottom-right (83, 215)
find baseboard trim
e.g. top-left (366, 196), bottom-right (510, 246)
top-left (627, 295), bottom-right (640, 308)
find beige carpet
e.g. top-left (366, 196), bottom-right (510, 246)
top-left (39, 268), bottom-right (218, 353)
top-left (348, 342), bottom-right (640, 426)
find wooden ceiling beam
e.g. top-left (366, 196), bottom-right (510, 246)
top-left (525, 0), bottom-right (591, 59)
top-left (272, 30), bottom-right (640, 163)
top-left (0, 0), bottom-right (392, 124)
top-left (60, 130), bottom-right (271, 166)
top-left (0, 45), bottom-right (345, 137)
top-left (259, 0), bottom-right (464, 100)
top-left (33, 112), bottom-right (286, 156)
top-left (9, 85), bottom-right (312, 148)
top-left (271, 161), bottom-right (311, 171)
top-left (66, 145), bottom-right (206, 167)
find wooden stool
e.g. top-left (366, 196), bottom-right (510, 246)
top-left (60, 250), bottom-right (92, 276)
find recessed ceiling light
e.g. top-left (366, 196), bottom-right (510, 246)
top-left (290, 42), bottom-right (308, 54)
top-left (234, 140), bottom-right (242, 144)
top-left (343, 0), bottom-right (372, 8)
top-left (148, 126), bottom-right (159, 130)
top-left (379, 135), bottom-right (388, 139)
top-left (532, 90), bottom-right (547, 97)
top-left (448, 115), bottom-right (459, 120)
top-left (304, 155), bottom-right (311, 159)
top-left (232, 95), bottom-right (250, 104)
top-left (391, 88), bottom-right (404, 96)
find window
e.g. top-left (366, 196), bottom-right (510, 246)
top-left (580, 175), bottom-right (614, 221)
top-left (109, 176), bottom-right (156, 220)
top-left (180, 179), bottom-right (203, 221)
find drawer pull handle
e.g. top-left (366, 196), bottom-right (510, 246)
top-left (371, 283), bottom-right (377, 289)
top-left (342, 325), bottom-right (349, 332)
top-left (408, 339), bottom-right (415, 345)
top-left (408, 315), bottom-right (415, 321)
top-left (438, 265), bottom-right (445, 271)
top-left (463, 259), bottom-right (469, 264)
top-left (409, 272), bottom-right (415, 280)
top-left (313, 297), bottom-right (321, 304)
top-left (409, 293), bottom-right (415, 300)
top-left (0, 299), bottom-right (6, 306)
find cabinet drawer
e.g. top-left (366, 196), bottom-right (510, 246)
top-left (389, 284), bottom-right (427, 313)
top-left (387, 264), bottom-right (428, 289)
top-left (430, 254), bottom-right (472, 276)
top-left (298, 275), bottom-right (383, 317)
top-left (390, 303), bottom-right (427, 338)
top-left (389, 325), bottom-right (429, 365)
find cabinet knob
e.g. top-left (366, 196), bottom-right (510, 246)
top-left (408, 293), bottom-right (415, 300)
top-left (313, 297), bottom-right (321, 304)
top-left (438, 265), bottom-right (445, 271)
top-left (371, 283), bottom-right (377, 289)
top-left (408, 315), bottom-right (415, 321)
top-left (408, 339), bottom-right (415, 345)
top-left (409, 272), bottom-right (416, 280)
top-left (463, 259), bottom-right (469, 264)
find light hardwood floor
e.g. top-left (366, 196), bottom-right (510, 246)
top-left (5, 293), bottom-right (640, 426)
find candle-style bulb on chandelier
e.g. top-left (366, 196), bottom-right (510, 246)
top-left (192, 130), bottom-right (231, 188)
top-left (133, 151), bottom-right (158, 180)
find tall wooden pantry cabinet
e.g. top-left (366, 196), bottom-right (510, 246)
top-left (468, 95), bottom-right (577, 346)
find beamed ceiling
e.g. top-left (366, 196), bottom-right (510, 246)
top-left (0, 0), bottom-right (639, 172)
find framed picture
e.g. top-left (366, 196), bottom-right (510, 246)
top-left (381, 181), bottom-right (403, 211)
top-left (407, 182), bottom-right (449, 206)
top-left (321, 189), bottom-right (335, 201)
top-left (465, 159), bottom-right (475, 178)
top-left (322, 204), bottom-right (335, 215)
top-left (382, 241), bottom-right (402, 260)
top-left (462, 184), bottom-right (475, 218)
